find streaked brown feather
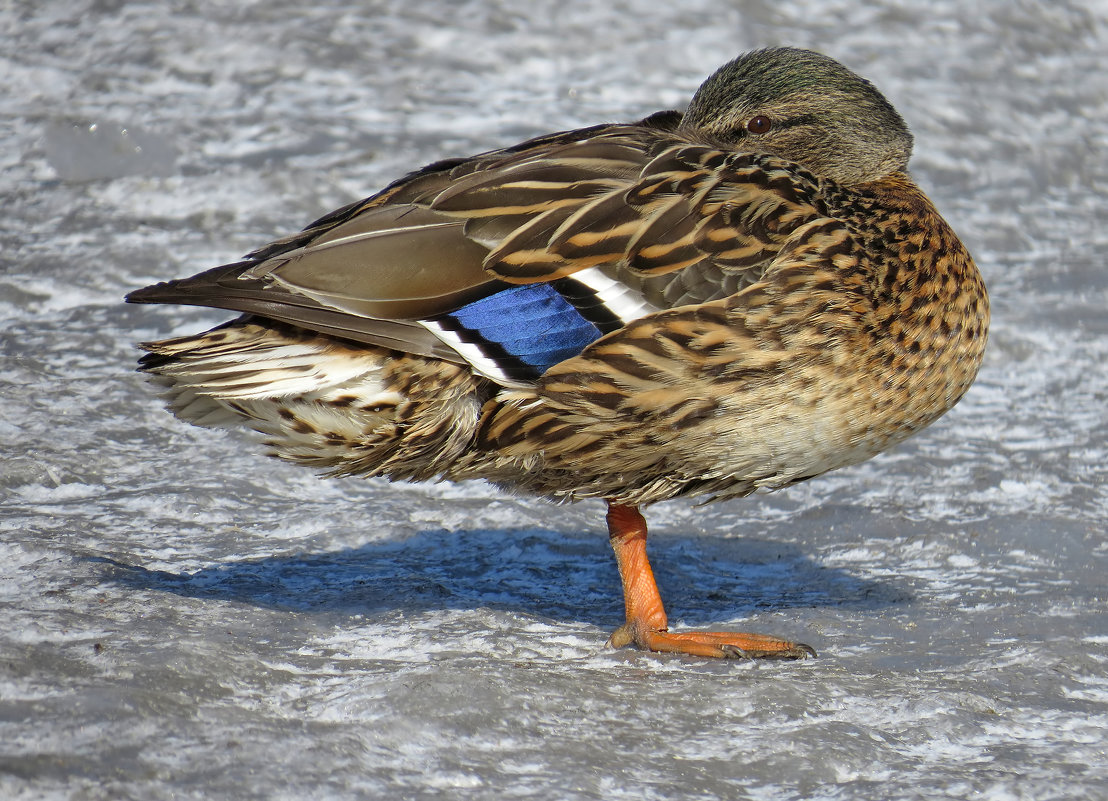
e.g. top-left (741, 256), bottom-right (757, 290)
top-left (128, 48), bottom-right (988, 508)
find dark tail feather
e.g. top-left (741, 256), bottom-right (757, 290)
top-left (126, 262), bottom-right (462, 363)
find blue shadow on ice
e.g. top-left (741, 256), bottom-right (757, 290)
top-left (95, 525), bottom-right (908, 628)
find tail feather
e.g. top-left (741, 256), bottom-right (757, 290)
top-left (127, 263), bottom-right (462, 364)
top-left (136, 319), bottom-right (491, 482)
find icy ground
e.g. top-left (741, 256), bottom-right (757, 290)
top-left (2, 1), bottom-right (1107, 799)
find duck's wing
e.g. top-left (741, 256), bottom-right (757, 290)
top-left (127, 113), bottom-right (827, 385)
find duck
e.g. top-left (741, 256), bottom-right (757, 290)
top-left (127, 47), bottom-right (989, 660)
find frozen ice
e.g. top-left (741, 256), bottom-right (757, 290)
top-left (2, 1), bottom-right (1107, 800)
top-left (42, 121), bottom-right (180, 182)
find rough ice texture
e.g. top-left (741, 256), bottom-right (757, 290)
top-left (2, 1), bottom-right (1107, 799)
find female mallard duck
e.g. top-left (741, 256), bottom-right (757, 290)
top-left (128, 47), bottom-right (989, 659)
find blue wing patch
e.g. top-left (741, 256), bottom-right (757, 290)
top-left (436, 283), bottom-right (604, 380)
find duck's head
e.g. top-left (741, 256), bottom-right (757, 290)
top-left (680, 47), bottom-right (913, 186)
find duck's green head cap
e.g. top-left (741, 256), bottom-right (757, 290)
top-left (681, 47), bottom-right (913, 186)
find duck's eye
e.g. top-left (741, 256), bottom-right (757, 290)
top-left (746, 115), bottom-right (772, 134)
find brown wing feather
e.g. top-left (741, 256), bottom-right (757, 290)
top-left (129, 118), bottom-right (830, 365)
top-left (460, 142), bottom-right (827, 287)
top-left (125, 263), bottom-right (464, 362)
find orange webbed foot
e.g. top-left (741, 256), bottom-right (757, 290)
top-left (608, 623), bottom-right (816, 660)
top-left (605, 503), bottom-right (815, 660)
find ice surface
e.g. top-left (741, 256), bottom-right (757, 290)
top-left (42, 122), bottom-right (180, 182)
top-left (2, 1), bottom-right (1107, 799)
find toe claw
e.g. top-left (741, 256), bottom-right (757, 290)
top-left (770, 642), bottom-right (817, 660)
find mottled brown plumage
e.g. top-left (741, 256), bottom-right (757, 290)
top-left (129, 48), bottom-right (988, 659)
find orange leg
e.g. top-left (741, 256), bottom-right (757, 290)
top-left (605, 503), bottom-right (816, 659)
